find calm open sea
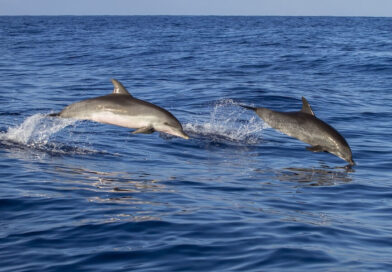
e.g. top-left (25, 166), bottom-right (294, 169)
top-left (1, 16), bottom-right (392, 271)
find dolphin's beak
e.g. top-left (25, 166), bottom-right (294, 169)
top-left (160, 126), bottom-right (190, 139)
top-left (180, 132), bottom-right (190, 140)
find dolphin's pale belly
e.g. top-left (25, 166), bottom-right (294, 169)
top-left (59, 100), bottom-right (158, 129)
top-left (90, 111), bottom-right (156, 129)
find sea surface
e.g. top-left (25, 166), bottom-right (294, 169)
top-left (1, 16), bottom-right (392, 271)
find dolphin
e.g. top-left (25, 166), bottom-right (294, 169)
top-left (49, 79), bottom-right (189, 139)
top-left (241, 97), bottom-right (354, 165)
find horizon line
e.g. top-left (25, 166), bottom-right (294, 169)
top-left (1, 14), bottom-right (391, 18)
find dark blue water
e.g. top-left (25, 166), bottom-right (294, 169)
top-left (1, 16), bottom-right (392, 271)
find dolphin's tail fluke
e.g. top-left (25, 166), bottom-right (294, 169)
top-left (239, 104), bottom-right (257, 112)
top-left (47, 112), bottom-right (60, 117)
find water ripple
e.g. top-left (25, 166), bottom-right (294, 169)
top-left (1, 16), bottom-right (392, 272)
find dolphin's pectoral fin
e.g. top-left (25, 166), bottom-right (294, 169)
top-left (306, 145), bottom-right (324, 152)
top-left (132, 127), bottom-right (155, 134)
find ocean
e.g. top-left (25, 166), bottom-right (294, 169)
top-left (1, 16), bottom-right (392, 271)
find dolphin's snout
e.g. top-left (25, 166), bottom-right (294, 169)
top-left (180, 132), bottom-right (190, 140)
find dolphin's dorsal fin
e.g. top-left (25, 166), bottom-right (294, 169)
top-left (301, 97), bottom-right (315, 116)
top-left (111, 79), bottom-right (132, 96)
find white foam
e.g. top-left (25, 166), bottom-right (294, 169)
top-left (184, 99), bottom-right (267, 145)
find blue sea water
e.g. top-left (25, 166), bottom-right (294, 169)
top-left (1, 15), bottom-right (392, 271)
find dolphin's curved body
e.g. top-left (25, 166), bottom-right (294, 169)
top-left (241, 97), bottom-right (354, 165)
top-left (50, 79), bottom-right (189, 139)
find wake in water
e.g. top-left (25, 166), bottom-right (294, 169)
top-left (184, 99), bottom-right (268, 145)
top-left (0, 113), bottom-right (100, 155)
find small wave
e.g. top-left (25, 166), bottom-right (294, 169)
top-left (184, 99), bottom-right (267, 145)
top-left (1, 140), bottom-right (105, 158)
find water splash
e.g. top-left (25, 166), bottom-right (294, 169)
top-left (0, 113), bottom-right (97, 156)
top-left (0, 114), bottom-right (119, 157)
top-left (0, 113), bottom-right (75, 146)
top-left (184, 99), bottom-right (267, 145)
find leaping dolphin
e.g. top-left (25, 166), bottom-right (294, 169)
top-left (241, 97), bottom-right (354, 165)
top-left (50, 79), bottom-right (189, 139)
